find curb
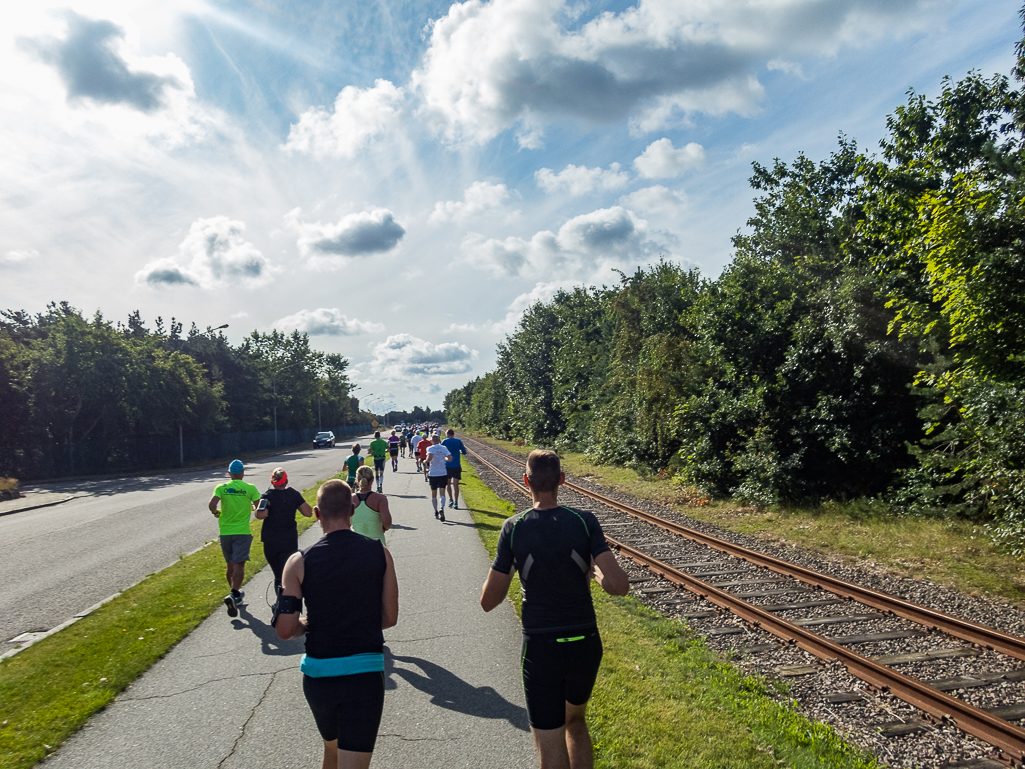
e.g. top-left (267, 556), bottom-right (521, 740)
top-left (0, 495), bottom-right (76, 518)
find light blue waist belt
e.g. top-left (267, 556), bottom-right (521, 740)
top-left (300, 653), bottom-right (385, 678)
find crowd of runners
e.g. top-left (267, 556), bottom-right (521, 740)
top-left (206, 426), bottom-right (626, 769)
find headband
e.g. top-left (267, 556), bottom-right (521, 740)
top-left (271, 471), bottom-right (288, 487)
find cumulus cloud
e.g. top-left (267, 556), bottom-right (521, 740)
top-left (284, 79), bottom-right (404, 159)
top-left (287, 208), bottom-right (406, 268)
top-left (429, 181), bottom-right (510, 225)
top-left (633, 139), bottom-right (705, 179)
top-left (273, 308), bottom-right (385, 336)
top-left (412, 0), bottom-right (927, 145)
top-left (535, 163), bottom-right (630, 196)
top-left (364, 333), bottom-right (478, 377)
top-left (2, 249), bottom-right (40, 265)
top-left (619, 185), bottom-right (687, 215)
top-left (444, 279), bottom-right (579, 335)
top-left (18, 11), bottom-right (183, 113)
top-left (135, 217), bottom-right (276, 290)
top-left (463, 206), bottom-right (663, 279)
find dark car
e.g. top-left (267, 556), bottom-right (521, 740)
top-left (313, 431), bottom-right (335, 448)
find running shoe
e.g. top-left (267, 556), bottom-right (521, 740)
top-left (448, 500), bottom-right (454, 508)
top-left (439, 511), bottom-right (446, 522)
top-left (224, 593), bottom-right (238, 617)
top-left (453, 502), bottom-right (458, 510)
top-left (434, 510), bottom-right (438, 518)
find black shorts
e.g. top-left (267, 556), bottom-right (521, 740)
top-left (429, 474), bottom-right (448, 490)
top-left (521, 628), bottom-right (603, 730)
top-left (373, 458), bottom-right (386, 473)
top-left (303, 672), bottom-right (385, 752)
top-left (389, 448), bottom-right (399, 456)
top-left (446, 466), bottom-right (462, 480)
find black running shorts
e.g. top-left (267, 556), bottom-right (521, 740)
top-left (446, 466), bottom-right (462, 480)
top-left (429, 474), bottom-right (448, 490)
top-left (521, 628), bottom-right (603, 730)
top-left (373, 458), bottom-right (386, 473)
top-left (302, 672), bottom-right (385, 752)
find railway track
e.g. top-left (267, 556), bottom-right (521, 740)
top-left (463, 436), bottom-right (1025, 768)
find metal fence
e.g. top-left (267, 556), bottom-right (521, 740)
top-left (0, 424), bottom-right (375, 481)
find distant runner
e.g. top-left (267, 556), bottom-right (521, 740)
top-left (481, 450), bottom-right (629, 769)
top-left (399, 429), bottom-right (408, 458)
top-left (344, 444), bottom-right (364, 488)
top-left (351, 466), bottom-right (392, 544)
top-left (258, 467), bottom-right (313, 626)
top-left (425, 434), bottom-right (452, 521)
top-left (442, 428), bottom-right (467, 510)
top-left (276, 479), bottom-right (399, 769)
top-left (369, 432), bottom-right (389, 493)
top-left (208, 459), bottom-right (261, 617)
top-left (416, 432), bottom-right (430, 482)
top-left (388, 430), bottom-right (400, 472)
top-left (409, 431), bottom-right (423, 472)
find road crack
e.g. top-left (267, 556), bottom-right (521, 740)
top-left (217, 669), bottom-right (282, 768)
top-left (120, 667), bottom-right (296, 702)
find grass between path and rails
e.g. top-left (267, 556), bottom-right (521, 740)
top-left (458, 462), bottom-right (878, 769)
top-left (0, 475), bottom-right (333, 769)
top-left (462, 432), bottom-right (1025, 606)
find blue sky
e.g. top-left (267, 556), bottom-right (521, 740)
top-left (1, 0), bottom-right (1020, 411)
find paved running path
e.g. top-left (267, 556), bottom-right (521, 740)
top-left (43, 454), bottom-right (536, 768)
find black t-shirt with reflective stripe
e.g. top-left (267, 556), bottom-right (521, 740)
top-left (492, 506), bottom-right (610, 635)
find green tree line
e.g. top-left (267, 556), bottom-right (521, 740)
top-left (0, 303), bottom-right (361, 477)
top-left (445, 20), bottom-right (1025, 554)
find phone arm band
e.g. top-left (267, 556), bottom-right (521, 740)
top-left (277, 595), bottom-right (302, 614)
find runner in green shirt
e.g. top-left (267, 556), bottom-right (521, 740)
top-left (208, 459), bottom-right (261, 617)
top-left (344, 444), bottom-right (365, 487)
top-left (368, 432), bottom-right (389, 493)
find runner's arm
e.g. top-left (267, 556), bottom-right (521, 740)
top-left (275, 552), bottom-right (307, 640)
top-left (592, 551), bottom-right (629, 596)
top-left (377, 496), bottom-right (392, 532)
top-left (208, 496), bottom-right (219, 514)
top-left (480, 568), bottom-right (514, 611)
top-left (299, 502), bottom-right (313, 518)
top-left (381, 548), bottom-right (398, 628)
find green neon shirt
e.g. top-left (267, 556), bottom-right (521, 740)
top-left (369, 439), bottom-right (389, 460)
top-left (213, 479), bottom-right (261, 536)
top-left (345, 454), bottom-right (363, 480)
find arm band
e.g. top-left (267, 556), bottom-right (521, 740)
top-left (277, 595), bottom-right (302, 614)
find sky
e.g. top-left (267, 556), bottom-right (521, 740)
top-left (0, 0), bottom-right (1021, 412)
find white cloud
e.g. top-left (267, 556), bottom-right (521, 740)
top-left (273, 308), bottom-right (385, 336)
top-left (463, 206), bottom-right (664, 279)
top-left (412, 0), bottom-right (931, 144)
top-left (2, 249), bottom-right (40, 265)
top-left (364, 333), bottom-right (478, 377)
top-left (429, 181), bottom-right (511, 225)
top-left (135, 217), bottom-right (277, 290)
top-left (633, 139), bottom-right (705, 179)
top-left (535, 163), bottom-right (630, 196)
top-left (284, 79), bottom-right (405, 159)
top-left (619, 185), bottom-right (687, 216)
top-left (287, 208), bottom-right (406, 268)
top-left (445, 279), bottom-right (580, 335)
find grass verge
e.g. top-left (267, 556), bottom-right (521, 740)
top-left (463, 432), bottom-right (1025, 606)
top-left (0, 476), bottom-right (333, 769)
top-left (458, 462), bottom-right (878, 769)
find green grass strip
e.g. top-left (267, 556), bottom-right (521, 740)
top-left (0, 476), bottom-right (334, 769)
top-left (458, 463), bottom-right (879, 769)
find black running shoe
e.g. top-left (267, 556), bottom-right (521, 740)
top-left (439, 511), bottom-right (446, 523)
top-left (224, 593), bottom-right (238, 617)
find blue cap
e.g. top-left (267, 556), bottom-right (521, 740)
top-left (228, 459), bottom-right (244, 474)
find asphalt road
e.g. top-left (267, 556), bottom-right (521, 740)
top-left (0, 435), bottom-right (373, 646)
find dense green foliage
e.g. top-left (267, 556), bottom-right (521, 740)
top-left (446, 25), bottom-right (1025, 553)
top-left (0, 304), bottom-right (360, 477)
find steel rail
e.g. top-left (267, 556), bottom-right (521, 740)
top-left (468, 447), bottom-right (1025, 765)
top-left (466, 441), bottom-right (1025, 663)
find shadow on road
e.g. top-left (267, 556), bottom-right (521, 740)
top-left (384, 649), bottom-right (529, 731)
top-left (233, 603), bottom-right (305, 657)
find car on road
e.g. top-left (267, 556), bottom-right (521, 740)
top-left (313, 431), bottom-right (335, 448)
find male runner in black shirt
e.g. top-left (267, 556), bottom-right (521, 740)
top-left (480, 450), bottom-right (628, 769)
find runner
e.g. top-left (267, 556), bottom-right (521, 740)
top-left (368, 431), bottom-right (389, 493)
top-left (351, 465), bottom-right (392, 545)
top-left (258, 467), bottom-right (313, 626)
top-left (416, 432), bottom-right (430, 482)
top-left (409, 431), bottom-right (423, 472)
top-left (344, 444), bottom-right (364, 489)
top-left (208, 459), bottom-right (262, 617)
top-left (399, 429), bottom-right (408, 458)
top-left (388, 430), bottom-right (400, 472)
top-left (480, 450), bottom-right (629, 769)
top-left (441, 428), bottom-right (467, 510)
top-left (276, 479), bottom-right (399, 769)
top-left (425, 434), bottom-right (453, 521)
